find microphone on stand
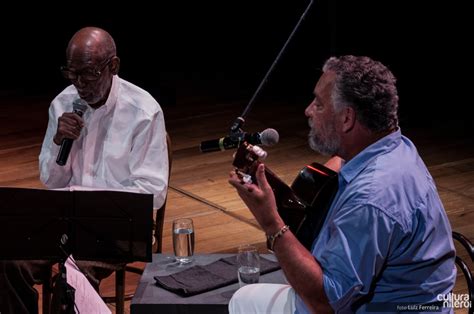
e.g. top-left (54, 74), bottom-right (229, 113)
top-left (207, 1), bottom-right (313, 155)
top-left (56, 99), bottom-right (88, 166)
top-left (200, 128), bottom-right (279, 153)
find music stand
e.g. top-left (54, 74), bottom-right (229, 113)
top-left (0, 186), bottom-right (153, 311)
top-left (0, 187), bottom-right (153, 262)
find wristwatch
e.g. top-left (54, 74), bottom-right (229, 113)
top-left (266, 225), bottom-right (290, 252)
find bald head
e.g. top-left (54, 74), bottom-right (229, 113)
top-left (67, 27), bottom-right (116, 62)
top-left (64, 27), bottom-right (120, 107)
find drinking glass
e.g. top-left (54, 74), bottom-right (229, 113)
top-left (172, 218), bottom-right (195, 264)
top-left (237, 244), bottom-right (260, 287)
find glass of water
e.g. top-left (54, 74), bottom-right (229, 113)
top-left (172, 218), bottom-right (195, 264)
top-left (237, 244), bottom-right (260, 287)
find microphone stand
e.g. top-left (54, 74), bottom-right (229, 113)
top-left (229, 0), bottom-right (314, 139)
top-left (51, 234), bottom-right (76, 314)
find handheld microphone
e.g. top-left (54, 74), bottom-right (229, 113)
top-left (56, 99), bottom-right (88, 166)
top-left (200, 128), bottom-right (279, 153)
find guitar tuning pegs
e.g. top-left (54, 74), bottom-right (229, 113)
top-left (241, 173), bottom-right (253, 184)
top-left (235, 169), bottom-right (253, 184)
top-left (250, 145), bottom-right (268, 160)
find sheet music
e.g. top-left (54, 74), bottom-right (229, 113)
top-left (65, 255), bottom-right (112, 314)
top-left (53, 185), bottom-right (143, 194)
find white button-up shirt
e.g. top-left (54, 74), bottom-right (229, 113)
top-left (39, 75), bottom-right (168, 208)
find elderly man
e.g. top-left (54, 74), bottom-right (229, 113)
top-left (0, 26), bottom-right (168, 313)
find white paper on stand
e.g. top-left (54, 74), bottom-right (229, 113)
top-left (65, 255), bottom-right (111, 314)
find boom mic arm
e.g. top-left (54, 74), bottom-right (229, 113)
top-left (235, 0), bottom-right (314, 124)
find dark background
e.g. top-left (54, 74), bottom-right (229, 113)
top-left (0, 1), bottom-right (472, 129)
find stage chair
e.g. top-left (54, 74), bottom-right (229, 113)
top-left (452, 231), bottom-right (473, 314)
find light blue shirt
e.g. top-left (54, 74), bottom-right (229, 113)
top-left (295, 130), bottom-right (456, 314)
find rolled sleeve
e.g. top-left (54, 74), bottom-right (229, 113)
top-left (314, 204), bottom-right (394, 312)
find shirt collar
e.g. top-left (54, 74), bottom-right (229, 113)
top-left (339, 129), bottom-right (402, 184)
top-left (100, 75), bottom-right (120, 114)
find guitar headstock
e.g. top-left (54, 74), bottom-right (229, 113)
top-left (232, 142), bottom-right (268, 184)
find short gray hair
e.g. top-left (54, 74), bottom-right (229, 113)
top-left (323, 55), bottom-right (399, 132)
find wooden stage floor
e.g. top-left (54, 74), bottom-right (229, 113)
top-left (1, 92), bottom-right (472, 313)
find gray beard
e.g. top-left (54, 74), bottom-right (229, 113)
top-left (308, 126), bottom-right (340, 156)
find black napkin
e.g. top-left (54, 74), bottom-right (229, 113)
top-left (154, 255), bottom-right (280, 297)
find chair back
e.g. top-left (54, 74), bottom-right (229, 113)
top-left (153, 132), bottom-right (172, 253)
top-left (452, 231), bottom-right (473, 314)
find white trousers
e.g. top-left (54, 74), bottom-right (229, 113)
top-left (229, 283), bottom-right (296, 314)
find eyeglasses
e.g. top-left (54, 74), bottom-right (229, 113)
top-left (60, 57), bottom-right (112, 82)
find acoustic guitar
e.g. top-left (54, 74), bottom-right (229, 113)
top-left (233, 142), bottom-right (339, 250)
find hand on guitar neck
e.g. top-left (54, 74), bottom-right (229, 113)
top-left (230, 142), bottom-right (339, 250)
top-left (229, 161), bottom-right (285, 236)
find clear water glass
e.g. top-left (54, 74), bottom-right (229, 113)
top-left (172, 218), bottom-right (195, 264)
top-left (237, 244), bottom-right (260, 287)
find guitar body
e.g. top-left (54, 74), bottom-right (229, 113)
top-left (233, 143), bottom-right (338, 250)
top-left (288, 163), bottom-right (338, 249)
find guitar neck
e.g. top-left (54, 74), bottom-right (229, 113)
top-left (262, 165), bottom-right (291, 192)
